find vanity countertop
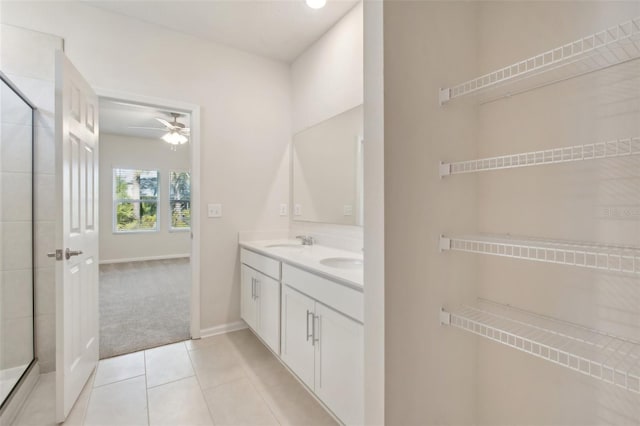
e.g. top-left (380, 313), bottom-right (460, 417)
top-left (239, 239), bottom-right (363, 290)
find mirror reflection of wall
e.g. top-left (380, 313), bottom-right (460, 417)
top-left (293, 105), bottom-right (363, 226)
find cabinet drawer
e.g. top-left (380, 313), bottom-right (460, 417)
top-left (241, 248), bottom-right (281, 280)
top-left (282, 264), bottom-right (363, 323)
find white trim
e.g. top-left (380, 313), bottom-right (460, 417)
top-left (99, 253), bottom-right (190, 265)
top-left (94, 87), bottom-right (202, 339)
top-left (190, 106), bottom-right (201, 339)
top-left (199, 321), bottom-right (248, 339)
top-left (363, 1), bottom-right (385, 424)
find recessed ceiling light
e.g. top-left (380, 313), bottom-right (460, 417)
top-left (306, 0), bottom-right (326, 9)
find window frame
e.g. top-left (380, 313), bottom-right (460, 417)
top-left (112, 168), bottom-right (160, 234)
top-left (168, 170), bottom-right (191, 232)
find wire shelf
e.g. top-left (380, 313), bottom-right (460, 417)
top-left (439, 17), bottom-right (640, 105)
top-left (440, 137), bottom-right (640, 177)
top-left (440, 299), bottom-right (640, 393)
top-left (440, 234), bottom-right (640, 275)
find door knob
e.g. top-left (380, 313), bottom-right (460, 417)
top-left (47, 249), bottom-right (63, 261)
top-left (65, 248), bottom-right (83, 260)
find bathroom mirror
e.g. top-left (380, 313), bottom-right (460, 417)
top-left (292, 105), bottom-right (363, 226)
top-left (0, 73), bottom-right (35, 410)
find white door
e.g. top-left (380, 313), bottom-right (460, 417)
top-left (280, 285), bottom-right (315, 389)
top-left (255, 271), bottom-right (280, 355)
top-left (241, 265), bottom-right (258, 330)
top-left (54, 51), bottom-right (100, 422)
top-left (314, 303), bottom-right (364, 425)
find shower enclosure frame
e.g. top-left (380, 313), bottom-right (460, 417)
top-left (0, 70), bottom-right (38, 415)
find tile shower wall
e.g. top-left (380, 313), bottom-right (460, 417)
top-left (1, 24), bottom-right (63, 373)
top-left (0, 73), bottom-right (33, 374)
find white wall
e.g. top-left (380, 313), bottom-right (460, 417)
top-left (383, 1), bottom-right (640, 424)
top-left (475, 3), bottom-right (640, 424)
top-left (383, 2), bottom-right (479, 424)
top-left (289, 1), bottom-right (364, 247)
top-left (363, 1), bottom-right (384, 423)
top-left (1, 1), bottom-right (291, 338)
top-left (291, 1), bottom-right (363, 134)
top-left (0, 24), bottom-right (62, 374)
top-left (99, 133), bottom-right (190, 263)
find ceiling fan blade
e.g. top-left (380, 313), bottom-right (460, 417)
top-left (155, 117), bottom-right (176, 129)
top-left (128, 126), bottom-right (166, 131)
top-left (180, 128), bottom-right (191, 134)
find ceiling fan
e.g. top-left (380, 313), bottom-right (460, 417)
top-left (130, 112), bottom-right (190, 146)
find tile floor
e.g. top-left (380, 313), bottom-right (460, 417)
top-left (12, 329), bottom-right (337, 426)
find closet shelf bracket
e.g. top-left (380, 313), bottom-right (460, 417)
top-left (439, 308), bottom-right (451, 325)
top-left (439, 162), bottom-right (452, 177)
top-left (439, 236), bottom-right (452, 252)
top-left (439, 88), bottom-right (451, 106)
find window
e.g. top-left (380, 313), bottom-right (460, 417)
top-left (170, 171), bottom-right (191, 230)
top-left (113, 168), bottom-right (159, 232)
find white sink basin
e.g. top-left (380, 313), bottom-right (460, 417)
top-left (266, 243), bottom-right (303, 249)
top-left (320, 257), bottom-right (363, 269)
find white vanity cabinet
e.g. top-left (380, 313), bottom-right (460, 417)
top-left (240, 249), bottom-right (281, 355)
top-left (281, 264), bottom-right (364, 426)
top-left (280, 284), bottom-right (316, 389)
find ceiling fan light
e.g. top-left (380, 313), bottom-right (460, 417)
top-left (305, 0), bottom-right (326, 9)
top-left (162, 131), bottom-right (188, 145)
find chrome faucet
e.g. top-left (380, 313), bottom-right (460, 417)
top-left (296, 235), bottom-right (315, 245)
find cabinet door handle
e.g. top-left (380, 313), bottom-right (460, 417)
top-left (255, 279), bottom-right (259, 299)
top-left (251, 278), bottom-right (255, 299)
top-left (306, 310), bottom-right (313, 342)
top-left (313, 315), bottom-right (320, 345)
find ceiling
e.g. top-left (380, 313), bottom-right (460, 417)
top-left (83, 0), bottom-right (359, 62)
top-left (99, 99), bottom-right (191, 141)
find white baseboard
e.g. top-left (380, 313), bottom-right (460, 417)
top-left (199, 321), bottom-right (248, 339)
top-left (99, 254), bottom-right (190, 265)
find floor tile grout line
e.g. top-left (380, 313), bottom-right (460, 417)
top-left (145, 373), bottom-right (196, 390)
top-left (186, 347), bottom-right (218, 425)
top-left (92, 373), bottom-right (146, 389)
top-left (244, 369), bottom-right (283, 426)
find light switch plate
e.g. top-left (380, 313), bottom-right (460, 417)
top-left (279, 204), bottom-right (288, 216)
top-left (294, 204), bottom-right (302, 216)
top-left (208, 203), bottom-right (222, 218)
top-left (343, 205), bottom-right (353, 216)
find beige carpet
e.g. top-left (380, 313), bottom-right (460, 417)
top-left (99, 258), bottom-right (191, 359)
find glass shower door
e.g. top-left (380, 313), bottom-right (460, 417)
top-left (0, 73), bottom-right (35, 411)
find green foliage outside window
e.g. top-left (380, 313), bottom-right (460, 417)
top-left (170, 171), bottom-right (191, 230)
top-left (114, 169), bottom-right (158, 232)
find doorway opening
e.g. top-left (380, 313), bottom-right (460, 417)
top-left (97, 94), bottom-right (200, 358)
